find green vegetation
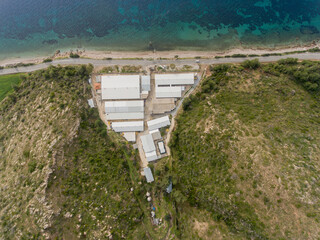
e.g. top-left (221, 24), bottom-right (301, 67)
top-left (0, 65), bottom-right (173, 239)
top-left (170, 60), bottom-right (320, 239)
top-left (69, 52), bottom-right (80, 58)
top-left (0, 73), bottom-right (25, 101)
top-left (241, 59), bottom-right (261, 70)
top-left (121, 65), bottom-right (142, 73)
top-left (43, 58), bottom-right (53, 63)
top-left (98, 65), bottom-right (120, 74)
top-left (231, 53), bottom-right (247, 58)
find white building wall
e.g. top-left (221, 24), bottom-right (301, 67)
top-left (140, 134), bottom-right (156, 153)
top-left (141, 75), bottom-right (151, 91)
top-left (106, 112), bottom-right (144, 120)
top-left (156, 86), bottom-right (182, 98)
top-left (105, 100), bottom-right (144, 113)
top-left (112, 121), bottom-right (144, 132)
top-left (155, 73), bottom-right (195, 86)
top-left (147, 116), bottom-right (171, 131)
top-left (146, 151), bottom-right (158, 162)
top-left (143, 167), bottom-right (154, 183)
top-left (101, 75), bottom-right (140, 100)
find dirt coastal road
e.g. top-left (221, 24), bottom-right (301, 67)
top-left (1, 52), bottom-right (320, 75)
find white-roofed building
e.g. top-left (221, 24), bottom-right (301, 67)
top-left (87, 99), bottom-right (94, 108)
top-left (145, 151), bottom-right (158, 162)
top-left (149, 129), bottom-right (162, 140)
top-left (155, 73), bottom-right (195, 86)
top-left (156, 86), bottom-right (182, 98)
top-left (112, 121), bottom-right (144, 132)
top-left (147, 116), bottom-right (171, 131)
top-left (101, 75), bottom-right (140, 100)
top-left (106, 112), bottom-right (144, 120)
top-left (143, 167), bottom-right (154, 183)
top-left (141, 75), bottom-right (151, 91)
top-left (158, 141), bottom-right (166, 154)
top-left (123, 132), bottom-right (136, 142)
top-left (141, 134), bottom-right (158, 162)
top-left (105, 100), bottom-right (144, 113)
top-left (105, 100), bottom-right (144, 120)
top-left (141, 134), bottom-right (156, 152)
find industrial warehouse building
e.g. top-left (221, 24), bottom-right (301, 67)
top-left (105, 100), bottom-right (144, 120)
top-left (141, 134), bottom-right (158, 162)
top-left (155, 86), bottom-right (182, 98)
top-left (112, 121), bottom-right (144, 132)
top-left (147, 116), bottom-right (171, 131)
top-left (155, 73), bottom-right (195, 86)
top-left (154, 73), bottom-right (195, 99)
top-left (101, 75), bottom-right (140, 100)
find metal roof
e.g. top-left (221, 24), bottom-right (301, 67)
top-left (141, 134), bottom-right (156, 153)
top-left (112, 121), bottom-right (144, 132)
top-left (123, 132), bottom-right (136, 142)
top-left (146, 151), bottom-right (158, 162)
top-left (155, 73), bottom-right (195, 86)
top-left (143, 167), bottom-right (154, 183)
top-left (141, 75), bottom-right (151, 91)
top-left (106, 112), bottom-right (144, 120)
top-left (149, 129), bottom-right (162, 140)
top-left (156, 86), bottom-right (182, 98)
top-left (105, 100), bottom-right (144, 113)
top-left (158, 141), bottom-right (166, 154)
top-left (87, 99), bottom-right (94, 108)
top-left (101, 75), bottom-right (140, 100)
top-left (147, 116), bottom-right (171, 131)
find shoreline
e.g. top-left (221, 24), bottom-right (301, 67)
top-left (0, 42), bottom-right (319, 66)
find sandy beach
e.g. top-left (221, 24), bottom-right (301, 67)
top-left (0, 43), bottom-right (319, 66)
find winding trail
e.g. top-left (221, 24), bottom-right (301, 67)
top-left (1, 52), bottom-right (320, 76)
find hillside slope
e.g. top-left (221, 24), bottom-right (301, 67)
top-left (170, 60), bottom-right (320, 239)
top-left (0, 65), bottom-right (152, 239)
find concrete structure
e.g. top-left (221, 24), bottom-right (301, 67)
top-left (87, 99), bottom-right (94, 108)
top-left (101, 75), bottom-right (140, 100)
top-left (156, 86), bottom-right (182, 98)
top-left (155, 73), bottom-right (195, 86)
top-left (158, 141), bottom-right (166, 154)
top-left (144, 167), bottom-right (154, 183)
top-left (112, 121), bottom-right (144, 132)
top-left (141, 75), bottom-right (151, 91)
top-left (106, 112), bottom-right (144, 120)
top-left (105, 100), bottom-right (144, 113)
top-left (150, 129), bottom-right (162, 141)
top-left (152, 98), bottom-right (175, 114)
top-left (141, 134), bottom-right (156, 153)
top-left (145, 151), bottom-right (158, 162)
top-left (147, 116), bottom-right (171, 131)
top-left (141, 91), bottom-right (149, 99)
top-left (141, 134), bottom-right (158, 162)
top-left (123, 132), bottom-right (136, 142)
top-left (96, 75), bottom-right (101, 83)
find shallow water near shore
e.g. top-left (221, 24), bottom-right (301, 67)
top-left (0, 0), bottom-right (319, 61)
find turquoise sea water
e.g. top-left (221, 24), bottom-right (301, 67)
top-left (0, 0), bottom-right (319, 61)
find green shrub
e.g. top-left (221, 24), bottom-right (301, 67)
top-left (43, 58), bottom-right (53, 63)
top-left (231, 54), bottom-right (247, 58)
top-left (241, 59), bottom-right (261, 70)
top-left (69, 52), bottom-right (80, 58)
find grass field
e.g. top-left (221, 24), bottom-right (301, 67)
top-left (0, 73), bottom-right (24, 101)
